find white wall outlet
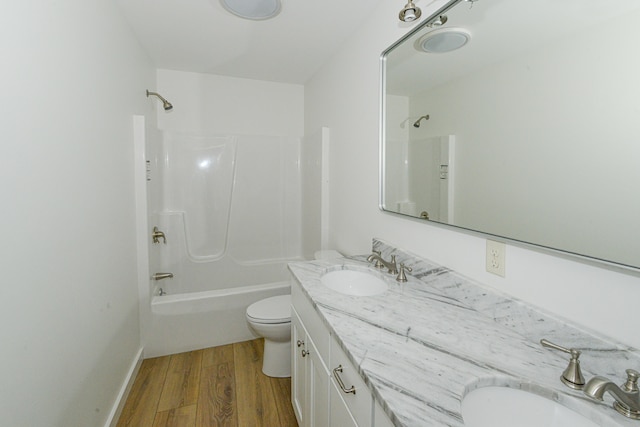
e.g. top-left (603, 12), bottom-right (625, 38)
top-left (486, 240), bottom-right (506, 277)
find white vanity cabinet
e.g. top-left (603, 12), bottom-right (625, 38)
top-left (292, 278), bottom-right (389, 427)
top-left (374, 401), bottom-right (395, 427)
top-left (292, 307), bottom-right (330, 427)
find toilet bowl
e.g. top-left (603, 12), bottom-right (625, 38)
top-left (246, 294), bottom-right (292, 377)
top-left (246, 250), bottom-right (343, 377)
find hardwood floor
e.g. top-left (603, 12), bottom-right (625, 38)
top-left (117, 339), bottom-right (298, 427)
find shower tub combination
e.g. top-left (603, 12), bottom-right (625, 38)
top-left (143, 130), bottom-right (304, 357)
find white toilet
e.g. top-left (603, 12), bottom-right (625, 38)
top-left (246, 250), bottom-right (343, 377)
top-left (246, 294), bottom-right (292, 377)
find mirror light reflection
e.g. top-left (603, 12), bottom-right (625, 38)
top-left (381, 0), bottom-right (640, 269)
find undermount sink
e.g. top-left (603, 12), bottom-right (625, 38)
top-left (320, 269), bottom-right (388, 296)
top-left (462, 386), bottom-right (602, 427)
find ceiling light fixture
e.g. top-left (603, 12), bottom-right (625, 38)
top-left (220, 0), bottom-right (281, 20)
top-left (399, 1), bottom-right (422, 22)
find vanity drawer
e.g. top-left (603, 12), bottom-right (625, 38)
top-left (330, 335), bottom-right (372, 427)
top-left (291, 277), bottom-right (330, 367)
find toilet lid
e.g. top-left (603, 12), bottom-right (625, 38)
top-left (247, 295), bottom-right (291, 324)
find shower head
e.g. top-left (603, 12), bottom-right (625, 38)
top-left (146, 90), bottom-right (173, 111)
top-left (413, 114), bottom-right (430, 128)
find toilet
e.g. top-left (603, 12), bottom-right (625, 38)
top-left (246, 294), bottom-right (292, 377)
top-left (246, 250), bottom-right (343, 377)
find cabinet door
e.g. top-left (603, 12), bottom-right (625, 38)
top-left (307, 337), bottom-right (330, 427)
top-left (291, 308), bottom-right (307, 425)
top-left (330, 381), bottom-right (358, 427)
top-left (374, 400), bottom-right (394, 427)
top-left (330, 338), bottom-right (372, 426)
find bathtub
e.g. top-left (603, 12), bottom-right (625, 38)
top-left (144, 281), bottom-right (291, 357)
top-left (141, 131), bottom-right (304, 357)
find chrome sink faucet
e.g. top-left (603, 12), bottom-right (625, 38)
top-left (367, 252), bottom-right (398, 275)
top-left (584, 369), bottom-right (640, 420)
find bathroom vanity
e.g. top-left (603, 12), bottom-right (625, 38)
top-left (291, 263), bottom-right (394, 427)
top-left (288, 239), bottom-right (640, 426)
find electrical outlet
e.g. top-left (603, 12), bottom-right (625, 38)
top-left (486, 240), bottom-right (506, 277)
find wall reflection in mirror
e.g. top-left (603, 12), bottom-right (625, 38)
top-left (381, 0), bottom-right (640, 269)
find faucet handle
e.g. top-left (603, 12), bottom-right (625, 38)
top-left (388, 255), bottom-right (398, 275)
top-left (396, 263), bottom-right (413, 282)
top-left (371, 250), bottom-right (384, 269)
top-left (540, 339), bottom-right (586, 390)
top-left (622, 369), bottom-right (640, 392)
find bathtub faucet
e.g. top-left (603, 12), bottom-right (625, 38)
top-left (152, 272), bottom-right (174, 281)
top-left (152, 226), bottom-right (167, 244)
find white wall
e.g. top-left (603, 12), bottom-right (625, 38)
top-left (305, 0), bottom-right (640, 349)
top-left (1, 1), bottom-right (154, 426)
top-left (156, 69), bottom-right (304, 137)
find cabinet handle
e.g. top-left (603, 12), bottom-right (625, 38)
top-left (297, 339), bottom-right (305, 347)
top-left (333, 365), bottom-right (356, 395)
top-left (302, 349), bottom-right (310, 357)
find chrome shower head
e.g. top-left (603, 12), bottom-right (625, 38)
top-left (413, 115), bottom-right (430, 128)
top-left (146, 90), bottom-right (173, 111)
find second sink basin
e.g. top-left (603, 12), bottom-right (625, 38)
top-left (320, 269), bottom-right (388, 296)
top-left (462, 386), bottom-right (603, 427)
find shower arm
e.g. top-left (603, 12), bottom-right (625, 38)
top-left (413, 114), bottom-right (430, 128)
top-left (146, 90), bottom-right (173, 111)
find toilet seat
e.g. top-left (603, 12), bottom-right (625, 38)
top-left (247, 295), bottom-right (291, 324)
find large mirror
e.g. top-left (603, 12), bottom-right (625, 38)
top-left (381, 0), bottom-right (640, 269)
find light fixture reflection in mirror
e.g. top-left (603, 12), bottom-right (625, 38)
top-left (380, 0), bottom-right (640, 270)
top-left (428, 15), bottom-right (448, 27)
top-left (417, 28), bottom-right (471, 53)
top-left (220, 0), bottom-right (281, 20)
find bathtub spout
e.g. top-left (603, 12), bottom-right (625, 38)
top-left (152, 273), bottom-right (174, 280)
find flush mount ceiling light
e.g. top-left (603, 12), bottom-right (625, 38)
top-left (416, 28), bottom-right (471, 53)
top-left (399, 0), bottom-right (422, 22)
top-left (220, 0), bottom-right (281, 20)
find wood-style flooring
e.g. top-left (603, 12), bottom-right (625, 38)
top-left (116, 339), bottom-right (298, 427)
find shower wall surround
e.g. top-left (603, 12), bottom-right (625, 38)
top-left (150, 70), bottom-right (305, 295)
top-left (140, 69), bottom-right (307, 355)
top-left (153, 130), bottom-right (301, 294)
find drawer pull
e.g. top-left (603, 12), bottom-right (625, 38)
top-left (302, 349), bottom-right (310, 357)
top-left (333, 365), bottom-right (356, 395)
top-left (297, 339), bottom-right (305, 347)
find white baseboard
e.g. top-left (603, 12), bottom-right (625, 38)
top-left (105, 347), bottom-right (144, 427)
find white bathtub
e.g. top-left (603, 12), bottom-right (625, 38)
top-left (144, 281), bottom-right (291, 357)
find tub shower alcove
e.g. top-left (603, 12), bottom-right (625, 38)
top-left (140, 126), bottom-right (323, 357)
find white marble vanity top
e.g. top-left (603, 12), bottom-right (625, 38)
top-left (287, 239), bottom-right (640, 426)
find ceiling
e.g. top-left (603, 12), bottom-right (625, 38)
top-left (116, 0), bottom-right (385, 84)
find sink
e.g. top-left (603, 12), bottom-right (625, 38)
top-left (320, 269), bottom-right (388, 296)
top-left (462, 386), bottom-right (601, 427)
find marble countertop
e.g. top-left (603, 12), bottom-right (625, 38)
top-left (287, 239), bottom-right (640, 426)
